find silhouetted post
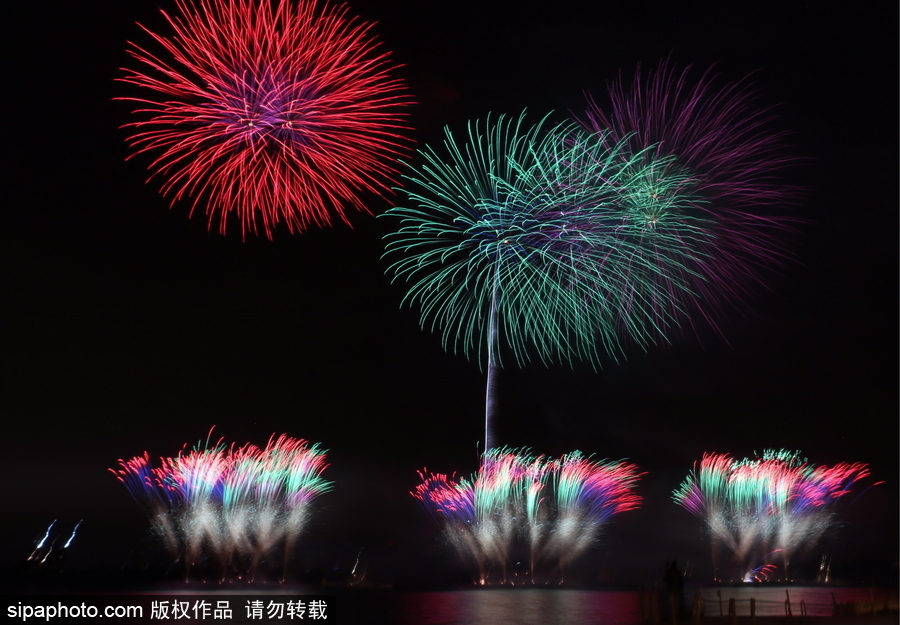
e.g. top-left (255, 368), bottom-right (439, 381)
top-left (641, 588), bottom-right (660, 624)
top-left (691, 591), bottom-right (702, 624)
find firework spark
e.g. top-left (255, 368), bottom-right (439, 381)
top-left (26, 520), bottom-right (83, 572)
top-left (673, 450), bottom-right (873, 581)
top-left (111, 433), bottom-right (331, 581)
top-left (384, 112), bottom-right (708, 369)
top-left (578, 58), bottom-right (801, 340)
top-left (413, 448), bottom-right (642, 585)
top-left (385, 59), bottom-right (800, 451)
top-left (119, 0), bottom-right (413, 238)
top-left (384, 112), bottom-right (706, 448)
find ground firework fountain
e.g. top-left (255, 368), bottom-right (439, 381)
top-left (414, 448), bottom-right (642, 585)
top-left (111, 432), bottom-right (331, 582)
top-left (673, 450), bottom-right (875, 581)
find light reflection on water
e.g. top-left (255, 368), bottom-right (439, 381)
top-left (342, 589), bottom-right (640, 625)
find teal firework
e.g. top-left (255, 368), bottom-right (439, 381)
top-left (384, 112), bottom-right (709, 370)
top-left (384, 112), bottom-right (716, 449)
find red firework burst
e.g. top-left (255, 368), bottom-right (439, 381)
top-left (118, 0), bottom-right (414, 238)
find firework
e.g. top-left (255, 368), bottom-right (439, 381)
top-left (578, 58), bottom-right (800, 338)
top-left (384, 112), bottom-right (704, 448)
top-left (26, 520), bottom-right (82, 572)
top-left (673, 450), bottom-right (873, 581)
top-left (384, 59), bottom-right (800, 451)
top-left (413, 448), bottom-right (642, 584)
top-left (111, 433), bottom-right (331, 581)
top-left (118, 0), bottom-right (413, 238)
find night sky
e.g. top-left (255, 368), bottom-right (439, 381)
top-left (3, 0), bottom-right (897, 589)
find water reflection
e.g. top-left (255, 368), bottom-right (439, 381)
top-left (397, 589), bottom-right (640, 625)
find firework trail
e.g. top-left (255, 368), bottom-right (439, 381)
top-left (673, 450), bottom-right (873, 581)
top-left (384, 112), bottom-right (701, 449)
top-left (385, 61), bottom-right (798, 450)
top-left (413, 448), bottom-right (642, 585)
top-left (578, 58), bottom-right (800, 341)
top-left (118, 0), bottom-right (413, 238)
top-left (111, 433), bottom-right (331, 581)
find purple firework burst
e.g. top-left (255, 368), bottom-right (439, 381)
top-left (578, 58), bottom-right (802, 338)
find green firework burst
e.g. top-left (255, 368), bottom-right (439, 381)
top-left (383, 111), bottom-right (711, 370)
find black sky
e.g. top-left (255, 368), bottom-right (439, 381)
top-left (2, 0), bottom-right (897, 588)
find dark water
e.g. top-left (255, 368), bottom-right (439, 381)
top-left (337, 588), bottom-right (641, 625)
top-left (335, 586), bottom-right (896, 625)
